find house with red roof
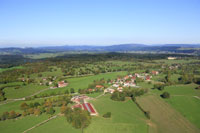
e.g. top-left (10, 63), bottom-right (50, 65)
top-left (96, 85), bottom-right (104, 88)
top-left (58, 81), bottom-right (68, 88)
top-left (146, 75), bottom-right (151, 81)
top-left (124, 75), bottom-right (129, 80)
top-left (152, 70), bottom-right (159, 75)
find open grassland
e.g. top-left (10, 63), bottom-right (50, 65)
top-left (29, 116), bottom-right (80, 133)
top-left (137, 95), bottom-right (200, 133)
top-left (0, 106), bottom-right (60, 133)
top-left (151, 83), bottom-right (200, 129)
top-left (155, 59), bottom-right (200, 65)
top-left (86, 92), bottom-right (103, 98)
top-left (0, 66), bottom-right (24, 73)
top-left (151, 83), bottom-right (200, 96)
top-left (164, 84), bottom-right (200, 96)
top-left (0, 97), bottom-right (48, 114)
top-left (27, 95), bottom-right (148, 133)
top-left (25, 52), bottom-right (68, 59)
top-left (166, 96), bottom-right (200, 129)
top-left (0, 101), bottom-right (23, 114)
top-left (0, 114), bottom-right (49, 133)
top-left (4, 83), bottom-right (47, 99)
top-left (87, 95), bottom-right (148, 133)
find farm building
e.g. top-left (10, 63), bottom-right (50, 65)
top-left (152, 70), bottom-right (159, 75)
top-left (71, 95), bottom-right (90, 104)
top-left (88, 88), bottom-right (95, 92)
top-left (58, 81), bottom-right (68, 88)
top-left (96, 85), bottom-right (104, 88)
top-left (113, 84), bottom-right (119, 88)
top-left (131, 76), bottom-right (136, 80)
top-left (124, 75), bottom-right (129, 80)
top-left (82, 103), bottom-right (98, 116)
top-left (117, 87), bottom-right (123, 92)
top-left (104, 88), bottom-right (115, 94)
top-left (71, 103), bottom-right (98, 116)
top-left (145, 75), bottom-right (151, 81)
top-left (71, 104), bottom-right (82, 109)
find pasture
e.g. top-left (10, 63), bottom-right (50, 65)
top-left (4, 83), bottom-right (47, 99)
top-left (0, 114), bottom-right (49, 133)
top-left (137, 95), bottom-right (200, 133)
top-left (28, 94), bottom-right (148, 133)
top-left (151, 83), bottom-right (200, 129)
top-left (0, 66), bottom-right (24, 73)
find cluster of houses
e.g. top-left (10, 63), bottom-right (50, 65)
top-left (71, 95), bottom-right (98, 116)
top-left (38, 76), bottom-right (57, 86)
top-left (86, 85), bottom-right (104, 93)
top-left (39, 77), bottom-right (68, 88)
top-left (104, 71), bottom-right (159, 94)
top-left (162, 64), bottom-right (180, 70)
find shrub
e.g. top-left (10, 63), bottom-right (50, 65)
top-left (160, 92), bottom-right (170, 98)
top-left (70, 88), bottom-right (75, 93)
top-left (20, 102), bottom-right (29, 110)
top-left (144, 111), bottom-right (150, 119)
top-left (153, 84), bottom-right (165, 90)
top-left (195, 86), bottom-right (200, 90)
top-left (46, 107), bottom-right (55, 115)
top-left (103, 112), bottom-right (111, 118)
top-left (60, 105), bottom-right (67, 114)
top-left (111, 91), bottom-right (125, 101)
top-left (34, 108), bottom-right (41, 116)
top-left (22, 111), bottom-right (28, 116)
top-left (14, 86), bottom-right (20, 89)
top-left (0, 112), bottom-right (9, 121)
top-left (28, 108), bottom-right (34, 114)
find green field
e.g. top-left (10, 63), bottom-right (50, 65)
top-left (0, 66), bottom-right (24, 73)
top-left (1, 57), bottom-right (200, 133)
top-left (28, 95), bottom-right (148, 133)
top-left (155, 59), bottom-right (200, 65)
top-left (4, 83), bottom-right (47, 99)
top-left (0, 114), bottom-right (49, 133)
top-left (137, 95), bottom-right (200, 133)
top-left (150, 83), bottom-right (200, 129)
top-left (166, 96), bottom-right (200, 129)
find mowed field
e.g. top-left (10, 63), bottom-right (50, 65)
top-left (137, 95), bottom-right (200, 133)
top-left (4, 83), bottom-right (47, 99)
top-left (0, 114), bottom-right (50, 133)
top-left (28, 95), bottom-right (148, 133)
top-left (150, 83), bottom-right (200, 129)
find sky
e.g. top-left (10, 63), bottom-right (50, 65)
top-left (0, 0), bottom-right (200, 47)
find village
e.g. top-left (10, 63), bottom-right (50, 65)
top-left (69, 70), bottom-right (159, 116)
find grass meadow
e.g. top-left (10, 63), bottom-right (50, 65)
top-left (29, 94), bottom-right (148, 133)
top-left (137, 95), bottom-right (200, 133)
top-left (150, 83), bottom-right (200, 129)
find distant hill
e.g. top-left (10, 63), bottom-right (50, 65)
top-left (0, 44), bottom-right (200, 55)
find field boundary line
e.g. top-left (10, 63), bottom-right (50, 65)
top-left (23, 114), bottom-right (59, 133)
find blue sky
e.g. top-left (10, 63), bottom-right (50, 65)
top-left (0, 0), bottom-right (200, 47)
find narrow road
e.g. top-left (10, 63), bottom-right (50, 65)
top-left (193, 96), bottom-right (200, 100)
top-left (0, 88), bottom-right (50, 106)
top-left (23, 114), bottom-right (59, 133)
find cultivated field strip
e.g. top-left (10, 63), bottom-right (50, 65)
top-left (137, 95), bottom-right (200, 133)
